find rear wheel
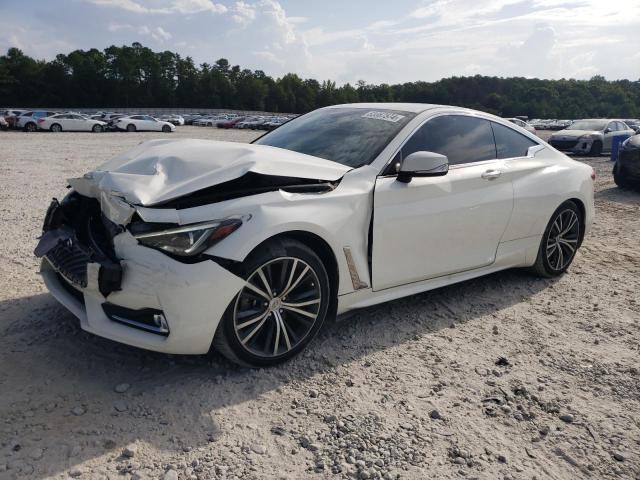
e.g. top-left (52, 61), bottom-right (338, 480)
top-left (531, 201), bottom-right (582, 278)
top-left (213, 238), bottom-right (330, 367)
top-left (126, 124), bottom-right (136, 132)
top-left (589, 140), bottom-right (602, 156)
top-left (25, 122), bottom-right (37, 132)
top-left (92, 124), bottom-right (103, 133)
top-left (162, 125), bottom-right (171, 133)
top-left (50, 123), bottom-right (62, 133)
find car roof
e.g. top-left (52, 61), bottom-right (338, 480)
top-left (326, 103), bottom-right (445, 113)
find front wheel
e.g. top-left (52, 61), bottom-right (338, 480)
top-left (126, 124), bottom-right (136, 132)
top-left (50, 124), bottom-right (62, 133)
top-left (213, 238), bottom-right (330, 367)
top-left (531, 201), bottom-right (582, 278)
top-left (162, 125), bottom-right (171, 133)
top-left (589, 140), bottom-right (602, 156)
top-left (25, 122), bottom-right (37, 132)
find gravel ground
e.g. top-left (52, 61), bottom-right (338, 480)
top-left (0, 127), bottom-right (639, 480)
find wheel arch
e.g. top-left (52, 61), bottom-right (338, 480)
top-left (567, 197), bottom-right (587, 247)
top-left (244, 230), bottom-right (340, 320)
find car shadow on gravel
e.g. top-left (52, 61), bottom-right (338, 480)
top-left (0, 268), bottom-right (557, 479)
top-left (596, 185), bottom-right (640, 205)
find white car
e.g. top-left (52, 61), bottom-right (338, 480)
top-left (115, 115), bottom-right (175, 133)
top-left (16, 111), bottom-right (58, 132)
top-left (506, 118), bottom-right (536, 135)
top-left (38, 113), bottom-right (107, 132)
top-left (35, 103), bottom-right (594, 367)
top-left (548, 119), bottom-right (636, 156)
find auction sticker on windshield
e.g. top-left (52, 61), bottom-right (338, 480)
top-left (362, 111), bottom-right (406, 123)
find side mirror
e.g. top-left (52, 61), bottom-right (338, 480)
top-left (604, 128), bottom-right (612, 134)
top-left (397, 151), bottom-right (449, 183)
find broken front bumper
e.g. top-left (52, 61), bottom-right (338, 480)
top-left (36, 197), bottom-right (246, 354)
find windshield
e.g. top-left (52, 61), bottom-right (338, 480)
top-left (254, 107), bottom-right (415, 168)
top-left (567, 120), bottom-right (607, 131)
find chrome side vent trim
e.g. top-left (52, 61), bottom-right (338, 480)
top-left (343, 247), bottom-right (369, 290)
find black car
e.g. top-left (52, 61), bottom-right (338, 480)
top-left (614, 134), bottom-right (640, 188)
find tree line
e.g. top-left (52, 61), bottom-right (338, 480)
top-left (1, 43), bottom-right (639, 118)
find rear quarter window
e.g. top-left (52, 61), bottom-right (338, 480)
top-left (491, 122), bottom-right (538, 159)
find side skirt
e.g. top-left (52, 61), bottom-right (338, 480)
top-left (337, 235), bottom-right (541, 314)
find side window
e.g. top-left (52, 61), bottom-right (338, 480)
top-left (606, 122), bottom-right (616, 132)
top-left (491, 122), bottom-right (538, 159)
top-left (402, 115), bottom-right (496, 165)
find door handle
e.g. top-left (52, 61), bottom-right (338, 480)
top-left (481, 169), bottom-right (502, 180)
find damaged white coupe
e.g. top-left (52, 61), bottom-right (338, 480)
top-left (35, 104), bottom-right (595, 366)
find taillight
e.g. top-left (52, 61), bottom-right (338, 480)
top-left (37, 118), bottom-right (45, 123)
top-left (591, 168), bottom-right (596, 181)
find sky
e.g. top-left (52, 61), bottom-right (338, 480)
top-left (1, 0), bottom-right (639, 84)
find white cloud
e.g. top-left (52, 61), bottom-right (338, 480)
top-left (107, 23), bottom-right (173, 42)
top-left (153, 26), bottom-right (172, 41)
top-left (86, 0), bottom-right (226, 15)
top-left (4, 0), bottom-right (639, 83)
top-left (232, 1), bottom-right (256, 25)
top-left (228, 0), bottom-right (311, 75)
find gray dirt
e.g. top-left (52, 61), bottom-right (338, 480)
top-left (0, 127), bottom-right (639, 479)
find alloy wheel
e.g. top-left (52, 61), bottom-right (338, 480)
top-left (546, 209), bottom-right (580, 271)
top-left (233, 257), bottom-right (321, 358)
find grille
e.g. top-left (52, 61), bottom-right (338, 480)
top-left (549, 139), bottom-right (579, 150)
top-left (46, 241), bottom-right (91, 288)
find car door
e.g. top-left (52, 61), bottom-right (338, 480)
top-left (142, 115), bottom-right (158, 131)
top-left (372, 114), bottom-right (514, 291)
top-left (65, 114), bottom-right (83, 131)
top-left (617, 121), bottom-right (634, 138)
top-left (603, 121), bottom-right (618, 151)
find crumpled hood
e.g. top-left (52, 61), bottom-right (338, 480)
top-left (551, 129), bottom-right (601, 139)
top-left (69, 139), bottom-right (351, 206)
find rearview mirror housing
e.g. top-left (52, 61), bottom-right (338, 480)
top-left (397, 151), bottom-right (449, 183)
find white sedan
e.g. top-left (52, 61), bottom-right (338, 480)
top-left (114, 115), bottom-right (175, 133)
top-left (35, 103), bottom-right (594, 367)
top-left (38, 113), bottom-right (107, 132)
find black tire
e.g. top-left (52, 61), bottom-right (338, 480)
top-left (24, 122), bottom-right (37, 132)
top-left (213, 238), bottom-right (331, 367)
top-left (589, 140), bottom-right (602, 156)
top-left (613, 163), bottom-right (633, 189)
top-left (126, 123), bottom-right (136, 132)
top-left (531, 200), bottom-right (582, 278)
top-left (50, 123), bottom-right (62, 133)
top-left (92, 124), bottom-right (103, 133)
top-left (162, 125), bottom-right (171, 133)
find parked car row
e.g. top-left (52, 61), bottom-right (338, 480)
top-left (1, 109), bottom-right (175, 133)
top-left (189, 112), bottom-right (294, 130)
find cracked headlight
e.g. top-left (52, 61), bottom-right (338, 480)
top-left (133, 216), bottom-right (246, 256)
